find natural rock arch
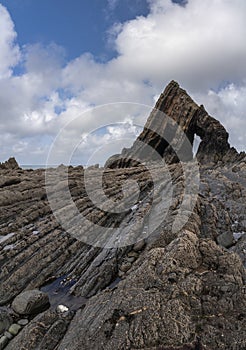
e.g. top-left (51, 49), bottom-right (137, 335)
top-left (105, 80), bottom-right (237, 168)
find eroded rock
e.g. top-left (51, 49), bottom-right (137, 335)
top-left (12, 290), bottom-right (50, 315)
top-left (0, 81), bottom-right (245, 349)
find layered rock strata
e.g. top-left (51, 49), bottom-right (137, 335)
top-left (0, 81), bottom-right (245, 349)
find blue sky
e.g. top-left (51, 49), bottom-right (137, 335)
top-left (0, 0), bottom-right (149, 62)
top-left (0, 0), bottom-right (246, 165)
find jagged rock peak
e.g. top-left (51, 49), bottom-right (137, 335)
top-left (0, 157), bottom-right (19, 170)
top-left (106, 81), bottom-right (238, 168)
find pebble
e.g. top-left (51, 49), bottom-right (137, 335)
top-left (4, 331), bottom-right (13, 340)
top-left (126, 257), bottom-right (136, 263)
top-left (120, 263), bottom-right (132, 272)
top-left (0, 336), bottom-right (8, 349)
top-left (57, 305), bottom-right (69, 313)
top-left (8, 323), bottom-right (22, 336)
top-left (127, 251), bottom-right (139, 258)
top-left (118, 270), bottom-right (125, 278)
top-left (133, 240), bottom-right (146, 252)
top-left (17, 319), bottom-right (29, 326)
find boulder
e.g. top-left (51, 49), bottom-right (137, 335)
top-left (12, 290), bottom-right (50, 315)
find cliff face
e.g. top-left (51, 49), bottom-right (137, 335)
top-left (106, 81), bottom-right (237, 168)
top-left (0, 82), bottom-right (246, 350)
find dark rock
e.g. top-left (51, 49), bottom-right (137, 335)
top-left (4, 309), bottom-right (72, 350)
top-left (0, 81), bottom-right (245, 349)
top-left (12, 290), bottom-right (50, 315)
top-left (0, 336), bottom-right (8, 349)
top-left (216, 231), bottom-right (234, 248)
top-left (119, 262), bottom-right (132, 272)
top-left (0, 158), bottom-right (19, 170)
top-left (0, 310), bottom-right (12, 334)
top-left (133, 239), bottom-right (146, 251)
top-left (105, 81), bottom-right (234, 168)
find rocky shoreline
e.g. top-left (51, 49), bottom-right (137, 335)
top-left (0, 81), bottom-right (246, 349)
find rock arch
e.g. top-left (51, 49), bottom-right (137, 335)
top-left (105, 81), bottom-right (235, 168)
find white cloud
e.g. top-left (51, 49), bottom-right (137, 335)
top-left (0, 0), bottom-right (246, 164)
top-left (193, 83), bottom-right (246, 152)
top-left (111, 0), bottom-right (246, 91)
top-left (0, 4), bottom-right (20, 78)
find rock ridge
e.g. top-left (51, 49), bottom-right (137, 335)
top-left (0, 82), bottom-right (245, 349)
top-left (106, 80), bottom-right (239, 168)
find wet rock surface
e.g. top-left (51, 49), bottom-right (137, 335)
top-left (0, 81), bottom-right (245, 349)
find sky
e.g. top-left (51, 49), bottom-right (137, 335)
top-left (0, 0), bottom-right (246, 165)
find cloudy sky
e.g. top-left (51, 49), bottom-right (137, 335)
top-left (0, 0), bottom-right (245, 165)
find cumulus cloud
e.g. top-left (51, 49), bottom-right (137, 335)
top-left (0, 4), bottom-right (20, 78)
top-left (112, 0), bottom-right (246, 91)
top-left (193, 84), bottom-right (246, 152)
top-left (0, 0), bottom-right (246, 164)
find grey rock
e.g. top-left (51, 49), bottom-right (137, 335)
top-left (4, 309), bottom-right (72, 350)
top-left (126, 257), bottom-right (136, 263)
top-left (8, 324), bottom-right (21, 336)
top-left (0, 336), bottom-right (8, 349)
top-left (127, 251), bottom-right (139, 258)
top-left (3, 332), bottom-right (12, 340)
top-left (0, 81), bottom-right (246, 350)
top-left (133, 240), bottom-right (146, 252)
top-left (17, 319), bottom-right (28, 326)
top-left (217, 231), bottom-right (234, 248)
top-left (0, 310), bottom-right (12, 334)
top-left (0, 157), bottom-right (19, 171)
top-left (12, 290), bottom-right (50, 315)
top-left (119, 263), bottom-right (132, 272)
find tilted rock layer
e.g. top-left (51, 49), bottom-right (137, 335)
top-left (0, 81), bottom-right (245, 349)
top-left (106, 81), bottom-right (239, 167)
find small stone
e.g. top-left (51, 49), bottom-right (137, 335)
top-left (126, 257), bottom-right (136, 263)
top-left (127, 251), bottom-right (139, 258)
top-left (57, 305), bottom-right (69, 313)
top-left (120, 263), bottom-right (132, 272)
top-left (232, 166), bottom-right (240, 173)
top-left (17, 319), bottom-right (29, 326)
top-left (118, 270), bottom-right (125, 278)
top-left (8, 323), bottom-right (21, 336)
top-left (4, 331), bottom-right (13, 340)
top-left (217, 232), bottom-right (234, 248)
top-left (133, 240), bottom-right (146, 252)
top-left (0, 336), bottom-right (9, 349)
top-left (0, 309), bottom-right (12, 334)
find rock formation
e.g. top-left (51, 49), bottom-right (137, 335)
top-left (0, 158), bottom-right (19, 171)
top-left (0, 81), bottom-right (245, 349)
top-left (105, 81), bottom-right (239, 168)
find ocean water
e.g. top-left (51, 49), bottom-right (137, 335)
top-left (21, 165), bottom-right (47, 170)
